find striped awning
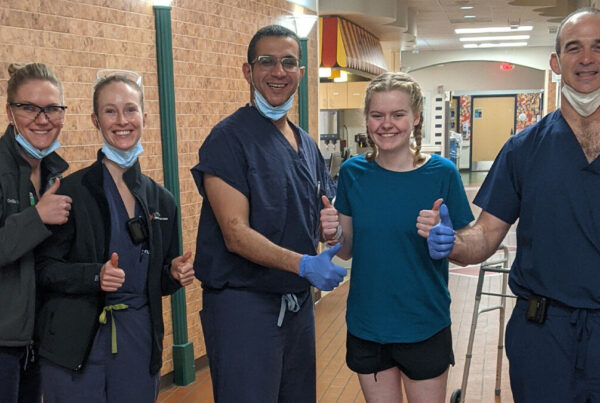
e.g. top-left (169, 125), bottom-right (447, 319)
top-left (319, 16), bottom-right (387, 77)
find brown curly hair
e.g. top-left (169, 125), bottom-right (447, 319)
top-left (363, 72), bottom-right (425, 167)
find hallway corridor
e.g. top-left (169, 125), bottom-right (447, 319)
top-left (158, 183), bottom-right (518, 402)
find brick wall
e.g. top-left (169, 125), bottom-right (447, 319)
top-left (0, 0), bottom-right (319, 375)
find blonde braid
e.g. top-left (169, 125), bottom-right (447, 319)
top-left (411, 111), bottom-right (426, 167)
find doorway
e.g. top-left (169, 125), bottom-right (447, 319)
top-left (471, 96), bottom-right (516, 171)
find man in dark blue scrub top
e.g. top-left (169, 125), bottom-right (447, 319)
top-left (191, 25), bottom-right (346, 403)
top-left (426, 7), bottom-right (600, 403)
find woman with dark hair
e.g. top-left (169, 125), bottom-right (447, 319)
top-left (35, 70), bottom-right (194, 403)
top-left (0, 62), bottom-right (71, 403)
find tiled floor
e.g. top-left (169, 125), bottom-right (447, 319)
top-left (158, 171), bottom-right (518, 403)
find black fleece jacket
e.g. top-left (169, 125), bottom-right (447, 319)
top-left (0, 126), bottom-right (68, 347)
top-left (35, 151), bottom-right (181, 373)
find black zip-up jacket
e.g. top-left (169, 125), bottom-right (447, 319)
top-left (35, 151), bottom-right (182, 373)
top-left (0, 125), bottom-right (68, 347)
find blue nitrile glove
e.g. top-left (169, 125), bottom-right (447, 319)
top-left (299, 243), bottom-right (347, 291)
top-left (427, 203), bottom-right (456, 260)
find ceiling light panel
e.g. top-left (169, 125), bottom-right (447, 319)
top-left (455, 26), bottom-right (533, 34)
top-left (463, 42), bottom-right (528, 48)
top-left (459, 35), bottom-right (530, 41)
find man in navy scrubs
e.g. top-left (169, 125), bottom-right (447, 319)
top-left (191, 25), bottom-right (346, 402)
top-left (426, 7), bottom-right (600, 403)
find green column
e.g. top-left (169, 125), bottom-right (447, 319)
top-left (299, 37), bottom-right (309, 131)
top-left (153, 5), bottom-right (195, 386)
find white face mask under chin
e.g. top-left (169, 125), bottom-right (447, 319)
top-left (561, 84), bottom-right (600, 117)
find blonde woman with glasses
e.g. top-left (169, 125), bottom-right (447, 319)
top-left (0, 62), bottom-right (71, 403)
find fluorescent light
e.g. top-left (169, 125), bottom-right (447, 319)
top-left (460, 35), bottom-right (530, 42)
top-left (463, 42), bottom-right (528, 48)
top-left (455, 26), bottom-right (533, 34)
top-left (333, 71), bottom-right (348, 83)
top-left (291, 13), bottom-right (318, 38)
top-left (460, 6), bottom-right (474, 10)
top-left (319, 67), bottom-right (331, 78)
top-left (153, 0), bottom-right (172, 5)
top-left (464, 15), bottom-right (476, 18)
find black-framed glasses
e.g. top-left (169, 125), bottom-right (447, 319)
top-left (9, 103), bottom-right (67, 123)
top-left (252, 55), bottom-right (301, 72)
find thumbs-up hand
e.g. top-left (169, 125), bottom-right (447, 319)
top-left (35, 178), bottom-right (72, 225)
top-left (299, 243), bottom-right (347, 291)
top-left (427, 204), bottom-right (456, 260)
top-left (100, 252), bottom-right (126, 292)
top-left (320, 195), bottom-right (341, 244)
top-left (416, 198), bottom-right (443, 238)
top-left (170, 251), bottom-right (195, 286)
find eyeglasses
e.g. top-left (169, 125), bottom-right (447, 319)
top-left (252, 55), bottom-right (301, 72)
top-left (9, 103), bottom-right (67, 123)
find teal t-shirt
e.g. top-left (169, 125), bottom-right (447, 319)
top-left (335, 154), bottom-right (474, 343)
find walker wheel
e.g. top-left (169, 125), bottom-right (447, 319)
top-left (450, 389), bottom-right (461, 403)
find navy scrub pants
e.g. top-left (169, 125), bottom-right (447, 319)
top-left (506, 299), bottom-right (600, 403)
top-left (40, 305), bottom-right (159, 403)
top-left (200, 287), bottom-right (316, 403)
top-left (0, 345), bottom-right (41, 403)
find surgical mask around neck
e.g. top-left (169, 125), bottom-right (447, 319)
top-left (253, 88), bottom-right (294, 121)
top-left (101, 141), bottom-right (143, 169)
top-left (15, 133), bottom-right (60, 160)
top-left (9, 111), bottom-right (60, 160)
top-left (562, 84), bottom-right (600, 117)
top-left (250, 71), bottom-right (294, 121)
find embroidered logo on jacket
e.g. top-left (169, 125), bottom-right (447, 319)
top-left (149, 211), bottom-right (168, 221)
top-left (6, 198), bottom-right (19, 205)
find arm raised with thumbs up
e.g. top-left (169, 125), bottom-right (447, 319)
top-left (299, 244), bottom-right (347, 291)
top-left (35, 178), bottom-right (72, 225)
top-left (320, 195), bottom-right (341, 244)
top-left (426, 205), bottom-right (511, 265)
top-left (170, 251), bottom-right (195, 286)
top-left (100, 252), bottom-right (125, 292)
top-left (416, 198), bottom-right (443, 238)
top-left (427, 204), bottom-right (456, 260)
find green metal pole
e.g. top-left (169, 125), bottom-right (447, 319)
top-left (299, 37), bottom-right (309, 131)
top-left (153, 4), bottom-right (195, 386)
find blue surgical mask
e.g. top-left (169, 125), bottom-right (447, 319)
top-left (253, 88), bottom-right (294, 121)
top-left (15, 132), bottom-right (60, 160)
top-left (101, 141), bottom-right (143, 169)
top-left (250, 68), bottom-right (295, 122)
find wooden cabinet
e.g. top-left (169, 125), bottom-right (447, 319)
top-left (319, 83), bottom-right (329, 109)
top-left (319, 81), bottom-right (369, 110)
top-left (347, 81), bottom-right (368, 109)
top-left (328, 82), bottom-right (348, 109)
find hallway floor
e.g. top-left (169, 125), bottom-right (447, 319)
top-left (159, 176), bottom-right (518, 403)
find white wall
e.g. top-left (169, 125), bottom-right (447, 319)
top-left (409, 61), bottom-right (545, 93)
top-left (401, 47), bottom-right (553, 72)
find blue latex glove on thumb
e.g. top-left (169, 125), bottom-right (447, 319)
top-left (299, 243), bottom-right (347, 291)
top-left (427, 203), bottom-right (456, 260)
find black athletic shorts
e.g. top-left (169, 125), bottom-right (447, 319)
top-left (346, 326), bottom-right (455, 380)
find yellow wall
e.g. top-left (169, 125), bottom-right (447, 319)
top-left (0, 0), bottom-right (319, 375)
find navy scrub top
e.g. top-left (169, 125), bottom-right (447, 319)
top-left (191, 105), bottom-right (335, 294)
top-left (474, 110), bottom-right (600, 308)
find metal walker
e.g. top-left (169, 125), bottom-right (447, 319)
top-left (450, 245), bottom-right (516, 403)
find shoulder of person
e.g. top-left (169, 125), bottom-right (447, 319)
top-left (143, 175), bottom-right (176, 205)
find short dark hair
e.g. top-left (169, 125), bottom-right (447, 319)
top-left (247, 25), bottom-right (301, 64)
top-left (555, 7), bottom-right (600, 55)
